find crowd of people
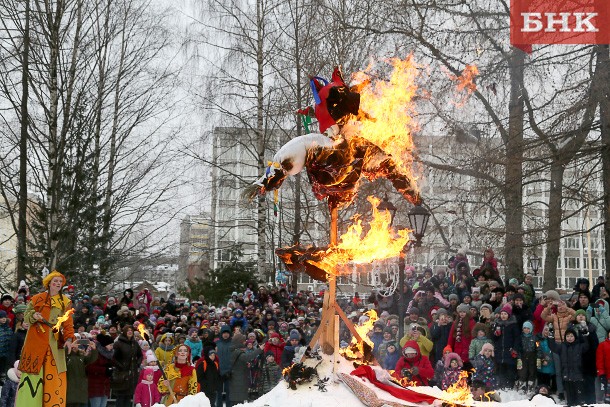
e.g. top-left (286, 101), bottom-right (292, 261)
top-left (0, 248), bottom-right (609, 407)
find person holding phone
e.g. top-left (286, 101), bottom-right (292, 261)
top-left (67, 335), bottom-right (98, 407)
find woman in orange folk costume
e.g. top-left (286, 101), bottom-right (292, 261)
top-left (157, 344), bottom-right (197, 405)
top-left (17, 270), bottom-right (75, 407)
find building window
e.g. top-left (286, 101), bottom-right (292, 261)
top-left (564, 237), bottom-right (580, 249)
top-left (583, 258), bottom-right (599, 269)
top-left (564, 257), bottom-right (580, 269)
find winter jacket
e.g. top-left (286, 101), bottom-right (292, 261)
top-left (0, 364), bottom-right (19, 407)
top-left (536, 336), bottom-right (555, 375)
top-left (216, 326), bottom-right (233, 377)
top-left (541, 305), bottom-right (575, 343)
top-left (429, 322), bottom-right (451, 363)
top-left (0, 322), bottom-right (13, 357)
top-left (66, 349), bottom-right (98, 404)
top-left (587, 299), bottom-right (610, 343)
top-left (111, 333), bottom-right (142, 396)
top-left (469, 336), bottom-right (492, 361)
top-left (491, 316), bottom-right (520, 365)
top-left (86, 343), bottom-right (113, 398)
top-left (260, 360), bottom-right (282, 394)
top-left (228, 346), bottom-right (262, 403)
top-left (548, 328), bottom-right (589, 381)
top-left (471, 353), bottom-right (497, 389)
top-left (134, 380), bottom-right (162, 407)
top-left (263, 335), bottom-right (285, 365)
top-left (398, 332), bottom-right (433, 357)
top-left (447, 316), bottom-right (474, 363)
top-left (512, 305), bottom-right (532, 330)
top-left (196, 353), bottom-right (220, 399)
top-left (280, 343), bottom-right (300, 369)
top-left (154, 334), bottom-right (176, 368)
top-left (392, 341), bottom-right (434, 386)
top-left (382, 349), bottom-right (401, 371)
top-left (184, 337), bottom-right (203, 362)
top-left (440, 352), bottom-right (463, 390)
top-left (596, 338), bottom-right (610, 379)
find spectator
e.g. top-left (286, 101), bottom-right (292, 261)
top-left (588, 298), bottom-right (610, 344)
top-left (260, 351), bottom-right (282, 394)
top-left (185, 328), bottom-right (202, 362)
top-left (429, 308), bottom-right (452, 363)
top-left (134, 367), bottom-right (161, 407)
top-left (87, 333), bottom-right (114, 407)
top-left (516, 321), bottom-right (537, 393)
top-left (592, 276), bottom-right (606, 301)
top-left (440, 352), bottom-right (463, 390)
top-left (112, 325), bottom-right (142, 407)
top-left (548, 326), bottom-right (588, 405)
top-left (155, 333), bottom-right (176, 368)
top-left (196, 348), bottom-right (221, 404)
top-left (216, 325), bottom-right (233, 407)
top-left (66, 336), bottom-right (98, 407)
top-left (382, 341), bottom-right (400, 370)
top-left (536, 324), bottom-right (556, 390)
top-left (0, 310), bottom-right (13, 384)
top-left (447, 303), bottom-right (473, 368)
top-left (0, 360), bottom-right (20, 407)
top-left (228, 332), bottom-right (262, 406)
top-left (491, 303), bottom-right (520, 389)
top-left (392, 340), bottom-right (434, 385)
top-left (120, 289), bottom-right (135, 308)
top-left (281, 330), bottom-right (302, 369)
top-left (597, 329), bottom-right (610, 403)
top-left (399, 323), bottom-right (433, 357)
top-left (472, 343), bottom-right (497, 390)
top-left (0, 295), bottom-right (15, 329)
top-left (468, 323), bottom-right (491, 361)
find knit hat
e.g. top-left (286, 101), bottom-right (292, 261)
top-left (522, 321), bottom-right (533, 331)
top-left (289, 329), bottom-right (301, 341)
top-left (265, 350), bottom-right (275, 358)
top-left (480, 343), bottom-right (494, 357)
top-left (42, 270), bottom-right (67, 289)
top-left (480, 303), bottom-right (493, 313)
top-left (513, 293), bottom-right (525, 301)
top-left (443, 345), bottom-right (452, 354)
top-left (448, 294), bottom-right (459, 302)
top-left (543, 290), bottom-right (560, 301)
top-left (188, 327), bottom-right (198, 335)
top-left (143, 367), bottom-right (155, 377)
top-left (436, 308), bottom-right (449, 317)
top-left (407, 307), bottom-right (420, 315)
top-left (574, 309), bottom-right (587, 320)
top-left (456, 303), bottom-right (470, 313)
top-left (231, 332), bottom-right (246, 346)
top-left (508, 278), bottom-right (519, 286)
top-left (501, 304), bottom-right (513, 317)
top-left (0, 310), bottom-right (7, 318)
top-left (146, 351), bottom-right (158, 363)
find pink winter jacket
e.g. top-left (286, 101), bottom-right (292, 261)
top-left (134, 380), bottom-right (162, 407)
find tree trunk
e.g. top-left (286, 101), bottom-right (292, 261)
top-left (17, 0), bottom-right (30, 283)
top-left (598, 45), bottom-right (610, 288)
top-left (543, 162), bottom-right (565, 291)
top-left (256, 0), bottom-right (268, 280)
top-left (504, 48), bottom-right (525, 281)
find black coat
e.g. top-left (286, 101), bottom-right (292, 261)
top-left (492, 316), bottom-right (520, 365)
top-left (429, 322), bottom-right (452, 363)
top-left (548, 332), bottom-right (589, 381)
top-left (196, 356), bottom-right (221, 400)
top-left (228, 347), bottom-right (262, 403)
top-left (111, 334), bottom-right (142, 396)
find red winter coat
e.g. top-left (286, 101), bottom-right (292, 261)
top-left (134, 380), bottom-right (161, 407)
top-left (596, 339), bottom-right (610, 379)
top-left (263, 333), bottom-right (285, 365)
top-left (393, 340), bottom-right (434, 386)
top-left (447, 316), bottom-right (473, 363)
top-left (86, 351), bottom-right (112, 398)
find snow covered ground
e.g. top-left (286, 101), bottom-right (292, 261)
top-left (157, 352), bottom-right (609, 407)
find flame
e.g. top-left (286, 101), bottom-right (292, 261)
top-left (310, 196), bottom-right (410, 276)
top-left (137, 323), bottom-right (149, 341)
top-left (340, 310), bottom-right (378, 360)
top-left (450, 64), bottom-right (479, 105)
top-left (346, 57), bottom-right (419, 186)
top-left (52, 309), bottom-right (74, 331)
top-left (388, 371), bottom-right (419, 387)
top-left (441, 370), bottom-right (473, 405)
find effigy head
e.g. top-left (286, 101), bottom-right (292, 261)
top-left (310, 67), bottom-right (360, 134)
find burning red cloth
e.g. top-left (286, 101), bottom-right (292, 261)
top-left (350, 365), bottom-right (437, 405)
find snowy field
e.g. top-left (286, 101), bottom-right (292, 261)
top-left (155, 352), bottom-right (609, 407)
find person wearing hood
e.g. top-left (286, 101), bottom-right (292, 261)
top-left (574, 278), bottom-right (591, 299)
top-left (536, 324), bottom-right (556, 390)
top-left (491, 303), bottom-right (520, 389)
top-left (229, 309), bottom-right (248, 333)
top-left (87, 333), bottom-right (114, 407)
top-left (382, 341), bottom-right (401, 371)
top-left (196, 347), bottom-right (221, 404)
top-left (588, 298), bottom-right (610, 344)
top-left (392, 340), bottom-right (433, 385)
top-left (184, 328), bottom-right (202, 362)
top-left (228, 332), bottom-right (262, 406)
top-left (17, 270), bottom-right (76, 407)
top-left (430, 308), bottom-right (452, 364)
top-left (215, 324), bottom-right (233, 407)
top-left (472, 343), bottom-right (497, 390)
top-left (104, 297), bottom-right (120, 323)
top-left (199, 327), bottom-right (216, 353)
top-left (399, 323), bottom-right (433, 358)
top-left (112, 325), bottom-right (142, 407)
top-left (468, 323), bottom-right (492, 361)
top-left (548, 326), bottom-right (589, 406)
top-left (569, 309), bottom-right (599, 404)
top-left (369, 322), bottom-right (385, 358)
top-left (134, 367), bottom-right (161, 407)
top-left (0, 360), bottom-right (20, 406)
top-left (155, 333), bottom-right (175, 366)
top-left (511, 293), bottom-right (532, 329)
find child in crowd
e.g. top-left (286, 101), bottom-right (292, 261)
top-left (185, 328), bottom-right (203, 362)
top-left (0, 360), bottom-right (20, 407)
top-left (195, 348), bottom-right (221, 404)
top-left (517, 321), bottom-right (537, 393)
top-left (468, 323), bottom-right (491, 361)
top-left (536, 324), bottom-right (556, 390)
top-left (134, 367), bottom-right (162, 407)
top-left (440, 352), bottom-right (463, 390)
top-left (471, 343), bottom-right (497, 390)
top-left (432, 345), bottom-right (452, 386)
top-left (382, 342), bottom-right (401, 371)
top-left (548, 326), bottom-right (588, 405)
top-left (491, 304), bottom-right (520, 389)
top-left (260, 351), bottom-right (282, 394)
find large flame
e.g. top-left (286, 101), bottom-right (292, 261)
top-left (347, 57), bottom-right (419, 187)
top-left (441, 370), bottom-right (472, 404)
top-left (340, 310), bottom-right (378, 360)
top-left (310, 196), bottom-right (410, 276)
top-left (53, 309), bottom-right (74, 331)
top-left (137, 323), bottom-right (149, 341)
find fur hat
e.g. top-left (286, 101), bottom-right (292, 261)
top-left (443, 352), bottom-right (464, 368)
top-left (480, 343), bottom-right (494, 357)
top-left (146, 350), bottom-right (157, 363)
top-left (448, 294), bottom-right (459, 302)
top-left (472, 322), bottom-right (488, 337)
top-left (232, 332), bottom-right (246, 346)
top-left (456, 303), bottom-right (470, 314)
top-left (0, 310), bottom-right (7, 319)
top-left (480, 303), bottom-right (493, 313)
top-left (436, 308), bottom-right (449, 317)
top-left (522, 321), bottom-right (534, 331)
top-left (143, 367), bottom-right (155, 377)
top-left (543, 290), bottom-right (560, 301)
top-left (288, 329), bottom-right (301, 341)
top-left (96, 333), bottom-right (114, 347)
